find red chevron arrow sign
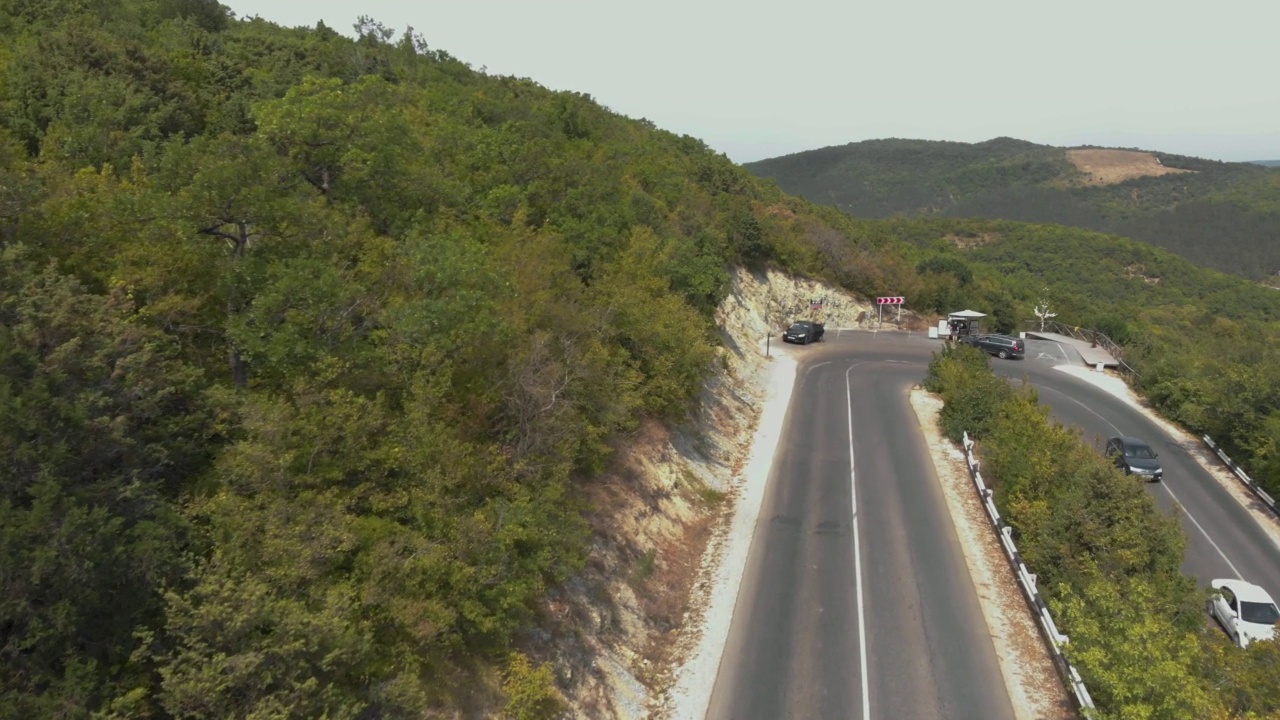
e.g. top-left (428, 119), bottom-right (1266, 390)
top-left (877, 296), bottom-right (905, 305)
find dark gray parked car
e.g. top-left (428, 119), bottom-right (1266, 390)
top-left (782, 321), bottom-right (824, 345)
top-left (960, 333), bottom-right (1025, 359)
top-left (1106, 436), bottom-right (1163, 481)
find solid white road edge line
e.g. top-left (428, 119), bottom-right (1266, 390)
top-left (846, 363), bottom-right (870, 720)
top-left (665, 352), bottom-right (799, 720)
top-left (1158, 482), bottom-right (1245, 580)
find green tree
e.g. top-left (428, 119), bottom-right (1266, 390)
top-left (0, 248), bottom-right (215, 718)
top-left (1055, 566), bottom-right (1219, 720)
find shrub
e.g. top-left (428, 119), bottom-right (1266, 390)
top-left (502, 653), bottom-right (564, 720)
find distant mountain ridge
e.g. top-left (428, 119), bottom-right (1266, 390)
top-left (745, 138), bottom-right (1280, 281)
top-left (1253, 159), bottom-right (1280, 167)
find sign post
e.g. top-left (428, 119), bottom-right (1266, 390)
top-left (876, 296), bottom-right (905, 328)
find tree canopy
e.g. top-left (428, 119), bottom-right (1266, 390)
top-left (5, 1), bottom-right (1280, 717)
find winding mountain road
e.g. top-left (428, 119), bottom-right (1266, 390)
top-left (706, 333), bottom-right (1013, 720)
top-left (705, 330), bottom-right (1280, 719)
top-left (995, 341), bottom-right (1280, 592)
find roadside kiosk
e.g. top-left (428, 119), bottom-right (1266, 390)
top-left (945, 309), bottom-right (986, 341)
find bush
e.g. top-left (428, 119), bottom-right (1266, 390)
top-left (925, 348), bottom-right (1228, 718)
top-left (923, 343), bottom-right (1014, 441)
top-left (502, 653), bottom-right (564, 720)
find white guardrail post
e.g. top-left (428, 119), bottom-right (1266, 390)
top-left (1202, 435), bottom-right (1280, 516)
top-left (961, 432), bottom-right (1097, 717)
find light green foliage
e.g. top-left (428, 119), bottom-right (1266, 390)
top-left (501, 653), bottom-right (564, 720)
top-left (1055, 564), bottom-right (1218, 720)
top-left (925, 353), bottom-right (1242, 718)
top-left (1205, 627), bottom-right (1280, 717)
top-left (589, 227), bottom-right (717, 416)
top-left (922, 343), bottom-right (1014, 441)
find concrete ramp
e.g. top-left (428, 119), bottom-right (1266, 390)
top-left (1025, 331), bottom-right (1119, 368)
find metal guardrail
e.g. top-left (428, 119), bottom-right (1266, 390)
top-left (1026, 320), bottom-right (1139, 377)
top-left (962, 432), bottom-right (1097, 717)
top-left (1202, 436), bottom-right (1280, 518)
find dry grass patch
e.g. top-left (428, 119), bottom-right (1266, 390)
top-left (1124, 263), bottom-right (1162, 284)
top-left (944, 232), bottom-right (1001, 250)
top-left (1066, 148), bottom-right (1193, 186)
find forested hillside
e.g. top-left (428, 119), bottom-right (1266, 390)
top-left (0, 2), bottom-right (906, 716)
top-left (746, 138), bottom-right (1280, 282)
top-left (8, 1), bottom-right (1280, 718)
top-left (861, 215), bottom-right (1280, 512)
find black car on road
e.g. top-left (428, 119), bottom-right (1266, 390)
top-left (782, 321), bottom-right (824, 345)
top-left (960, 333), bottom-right (1024, 359)
top-left (1105, 436), bottom-right (1163, 481)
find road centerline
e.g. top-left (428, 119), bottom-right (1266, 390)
top-left (845, 363), bottom-right (870, 720)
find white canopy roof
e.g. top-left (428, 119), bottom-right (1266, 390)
top-left (948, 309), bottom-right (987, 319)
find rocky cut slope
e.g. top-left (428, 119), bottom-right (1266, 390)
top-left (538, 267), bottom-right (880, 719)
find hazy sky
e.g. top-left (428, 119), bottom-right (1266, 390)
top-left (223, 0), bottom-right (1280, 164)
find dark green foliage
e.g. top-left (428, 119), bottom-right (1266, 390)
top-left (747, 137), bottom-right (1280, 281)
top-left (0, 248), bottom-right (216, 718)
top-left (915, 255), bottom-right (973, 284)
top-left (0, 2), bottom-right (899, 715)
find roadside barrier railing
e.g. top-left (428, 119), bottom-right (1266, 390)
top-left (1026, 320), bottom-right (1139, 378)
top-left (1202, 436), bottom-right (1280, 517)
top-left (962, 431), bottom-right (1096, 717)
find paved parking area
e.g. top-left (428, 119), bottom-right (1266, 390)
top-left (1023, 338), bottom-right (1077, 366)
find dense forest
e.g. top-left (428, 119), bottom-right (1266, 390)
top-left (0, 1), bottom-right (909, 716)
top-left (6, 0), bottom-right (1280, 718)
top-left (745, 138), bottom-right (1280, 282)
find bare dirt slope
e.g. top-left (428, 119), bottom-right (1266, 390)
top-left (1066, 148), bottom-right (1193, 186)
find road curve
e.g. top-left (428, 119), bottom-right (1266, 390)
top-left (997, 342), bottom-right (1280, 596)
top-left (705, 332), bottom-right (1014, 720)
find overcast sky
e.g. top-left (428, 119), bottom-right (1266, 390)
top-left (222, 0), bottom-right (1280, 164)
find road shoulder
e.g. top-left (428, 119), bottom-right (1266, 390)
top-left (1053, 365), bottom-right (1280, 554)
top-left (910, 388), bottom-right (1075, 720)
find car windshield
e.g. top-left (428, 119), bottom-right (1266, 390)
top-left (1124, 444), bottom-right (1156, 459)
top-left (1240, 601), bottom-right (1280, 626)
top-left (788, 324), bottom-right (809, 332)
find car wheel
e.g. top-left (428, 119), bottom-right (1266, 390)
top-left (997, 349), bottom-right (1009, 359)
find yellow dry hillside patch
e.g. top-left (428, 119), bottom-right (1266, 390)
top-left (1065, 148), bottom-right (1193, 186)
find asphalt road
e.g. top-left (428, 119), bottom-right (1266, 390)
top-left (706, 329), bottom-right (1280, 718)
top-left (706, 332), bottom-right (1015, 720)
top-left (1003, 339), bottom-right (1280, 596)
